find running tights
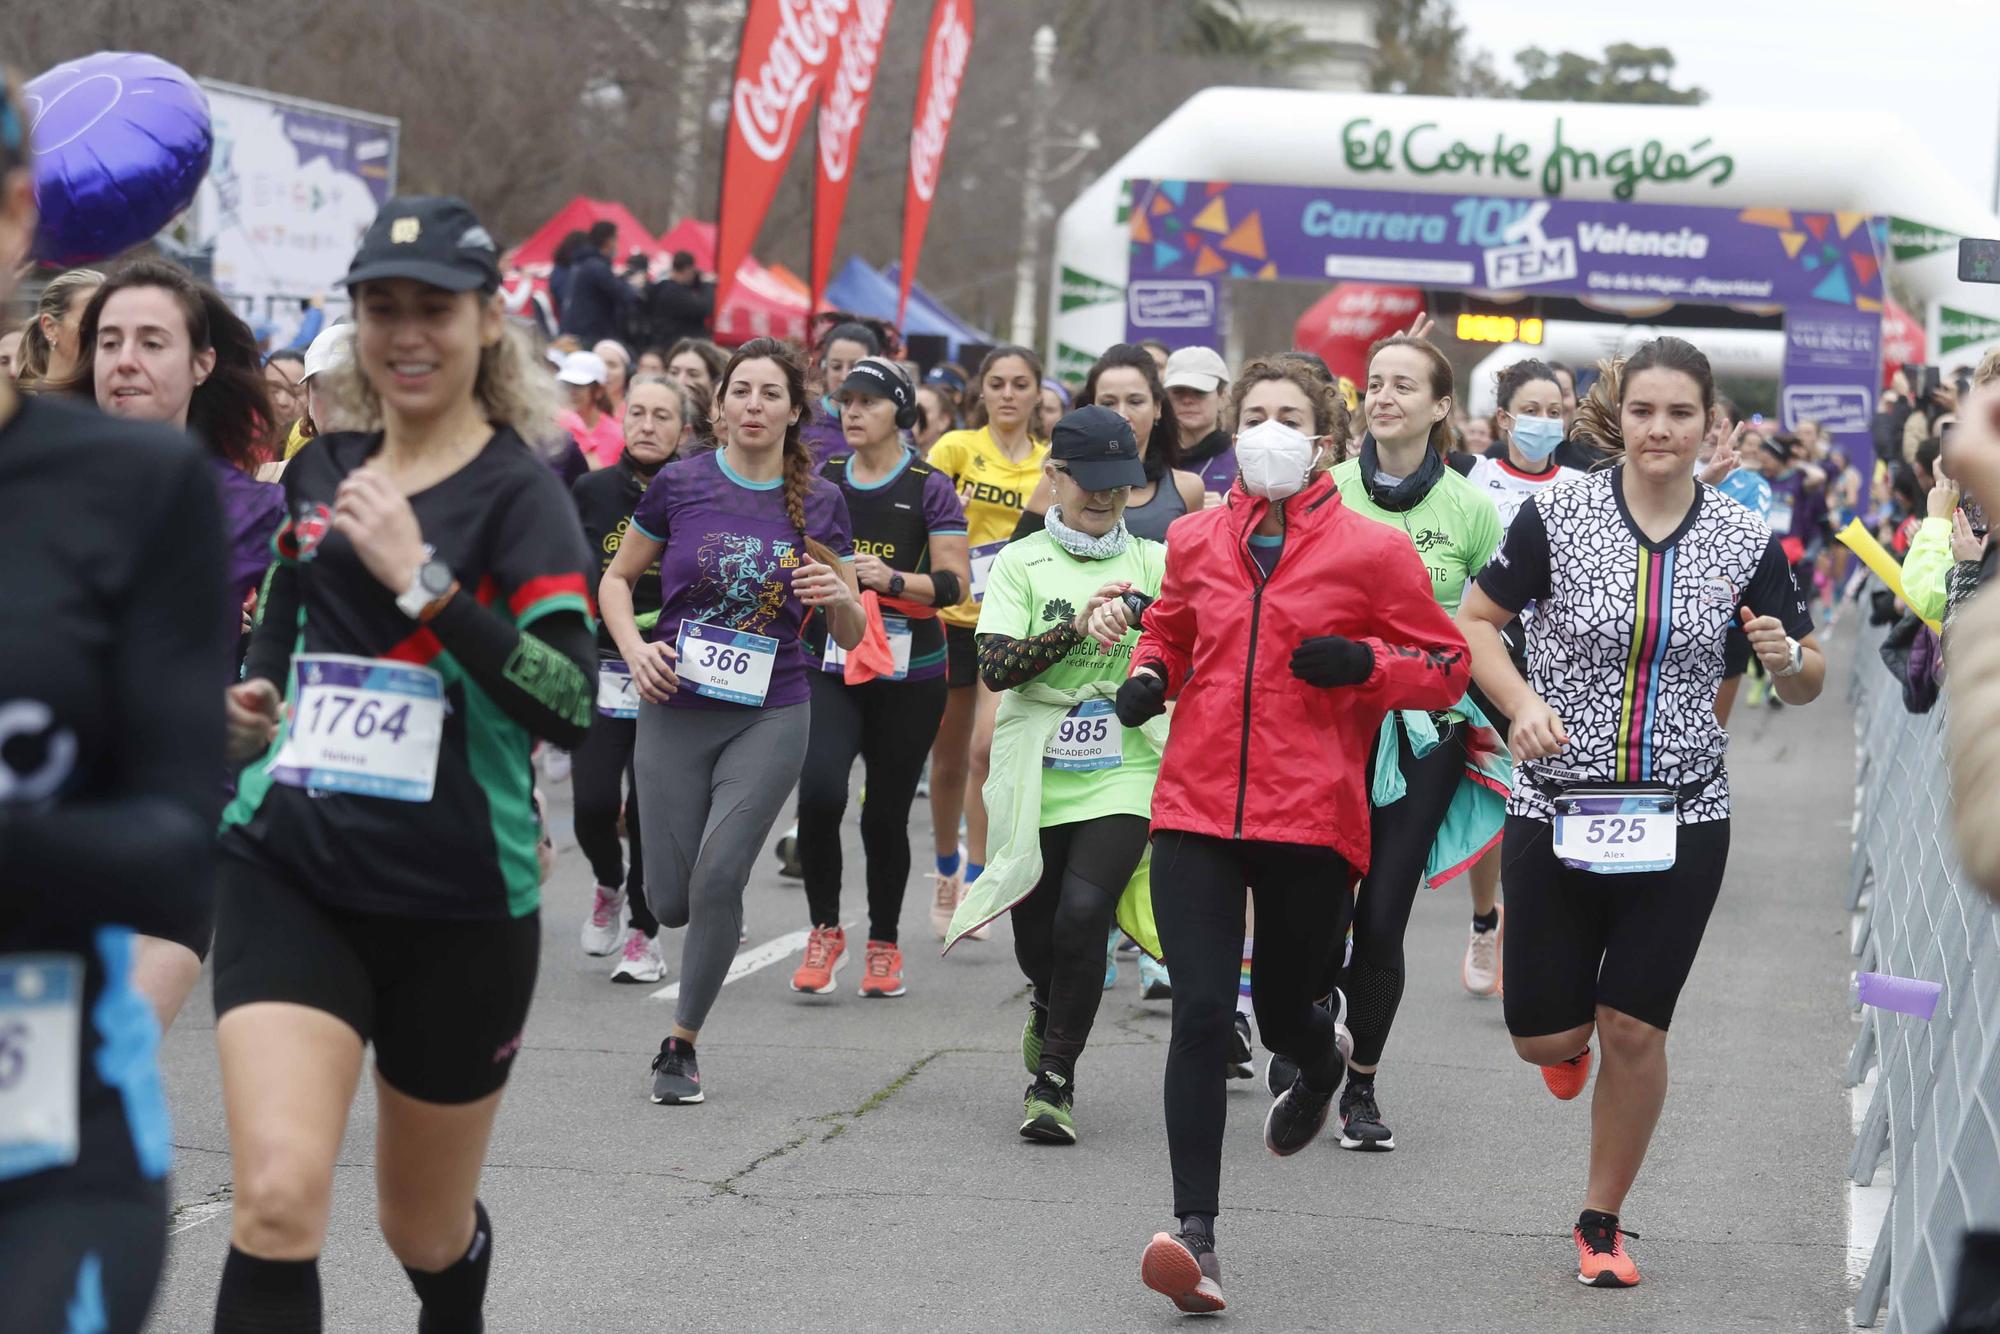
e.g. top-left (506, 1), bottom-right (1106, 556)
top-left (570, 712), bottom-right (657, 934)
top-left (797, 671), bottom-right (949, 944)
top-left (1152, 830), bottom-right (1354, 1218)
top-left (1337, 722), bottom-right (1465, 1069)
top-left (1010, 815), bottom-right (1149, 1077)
top-left (634, 700), bottom-right (809, 1032)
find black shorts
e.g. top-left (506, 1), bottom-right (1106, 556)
top-left (1723, 630), bottom-right (1752, 680)
top-left (945, 622), bottom-right (979, 689)
top-left (212, 855), bottom-right (540, 1104)
top-left (0, 1172), bottom-right (165, 1334)
top-left (1499, 814), bottom-right (1730, 1036)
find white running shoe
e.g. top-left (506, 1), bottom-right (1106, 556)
top-left (581, 884), bottom-right (624, 956)
top-left (610, 929), bottom-right (666, 983)
top-left (930, 870), bottom-right (962, 940)
top-left (1461, 907), bottom-right (1503, 998)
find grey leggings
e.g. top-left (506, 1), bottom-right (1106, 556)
top-left (634, 698), bottom-right (810, 1031)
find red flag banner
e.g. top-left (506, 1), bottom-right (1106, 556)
top-left (897, 0), bottom-right (973, 325)
top-left (717, 0), bottom-right (850, 317)
top-left (809, 0), bottom-right (895, 310)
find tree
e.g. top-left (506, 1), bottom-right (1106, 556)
top-left (1370, 0), bottom-right (1479, 95)
top-left (1182, 0), bottom-right (1341, 71)
top-left (1514, 42), bottom-right (1707, 105)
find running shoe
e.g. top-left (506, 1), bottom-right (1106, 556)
top-left (1541, 1046), bottom-right (1593, 1101)
top-left (581, 884), bottom-right (624, 956)
top-left (1264, 1073), bottom-right (1337, 1156)
top-left (1462, 907), bottom-right (1503, 997)
top-left (649, 1037), bottom-right (702, 1105)
top-left (1138, 954), bottom-right (1172, 1001)
top-left (1022, 1004), bottom-right (1046, 1074)
top-left (1140, 1230), bottom-right (1225, 1315)
top-left (1227, 1013), bottom-right (1254, 1080)
top-left (857, 939), bottom-right (906, 998)
top-left (1020, 1072), bottom-right (1077, 1144)
top-left (775, 826), bottom-right (803, 881)
top-left (790, 925), bottom-right (846, 995)
top-left (1338, 1079), bottom-right (1395, 1151)
top-left (1574, 1211), bottom-right (1641, 1288)
top-left (1264, 993), bottom-right (1350, 1096)
top-left (610, 929), bottom-right (666, 984)
top-left (930, 869), bottom-right (962, 940)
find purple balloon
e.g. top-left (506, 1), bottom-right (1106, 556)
top-left (24, 51), bottom-right (213, 266)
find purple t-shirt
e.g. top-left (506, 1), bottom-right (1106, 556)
top-left (1766, 470), bottom-right (1810, 538)
top-left (630, 448), bottom-right (856, 709)
top-left (801, 404), bottom-right (850, 468)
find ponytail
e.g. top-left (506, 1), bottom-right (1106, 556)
top-left (1573, 336), bottom-right (1716, 462)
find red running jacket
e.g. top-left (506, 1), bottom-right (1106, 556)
top-left (1134, 472), bottom-right (1470, 873)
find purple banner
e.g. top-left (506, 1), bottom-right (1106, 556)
top-left (1125, 179), bottom-right (1884, 465)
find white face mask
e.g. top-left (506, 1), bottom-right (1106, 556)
top-left (1236, 418), bottom-right (1320, 500)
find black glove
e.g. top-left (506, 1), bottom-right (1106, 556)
top-left (1290, 635), bottom-right (1374, 688)
top-left (1114, 670), bottom-right (1168, 727)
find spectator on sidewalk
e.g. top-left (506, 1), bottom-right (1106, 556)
top-left (645, 250), bottom-right (714, 349)
top-left (560, 221), bottom-right (636, 346)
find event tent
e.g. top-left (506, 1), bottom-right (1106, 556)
top-left (880, 262), bottom-right (993, 353)
top-left (654, 217), bottom-right (810, 345)
top-left (507, 196), bottom-right (655, 270)
top-left (821, 257), bottom-right (990, 356)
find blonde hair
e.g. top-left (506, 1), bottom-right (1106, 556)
top-left (317, 314), bottom-right (560, 441)
top-left (1976, 345), bottom-right (2000, 390)
top-left (18, 268), bottom-right (105, 387)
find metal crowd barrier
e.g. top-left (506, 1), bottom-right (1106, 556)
top-left (1846, 619), bottom-right (2000, 1330)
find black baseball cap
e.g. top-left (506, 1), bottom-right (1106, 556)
top-left (840, 357), bottom-right (914, 415)
top-left (344, 196), bottom-right (501, 293)
top-left (1051, 405), bottom-right (1147, 490)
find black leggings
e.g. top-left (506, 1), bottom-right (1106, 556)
top-left (0, 1173), bottom-right (165, 1333)
top-left (1337, 720), bottom-right (1466, 1068)
top-left (1010, 815), bottom-right (1150, 1075)
top-left (1501, 814), bottom-right (1731, 1036)
top-left (571, 710), bottom-right (657, 934)
top-left (1152, 830), bottom-right (1354, 1218)
top-left (797, 671), bottom-right (949, 944)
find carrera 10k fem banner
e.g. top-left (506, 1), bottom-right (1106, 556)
top-left (1124, 179), bottom-right (1885, 452)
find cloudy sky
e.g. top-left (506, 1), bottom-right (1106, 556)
top-left (1454, 0), bottom-right (2000, 215)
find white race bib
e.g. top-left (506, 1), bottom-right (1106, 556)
top-left (1552, 789), bottom-right (1678, 874)
top-left (821, 616), bottom-right (912, 681)
top-left (0, 956), bottom-right (82, 1181)
top-left (596, 660), bottom-right (641, 719)
top-left (675, 621), bottom-right (780, 706)
top-left (270, 654), bottom-right (446, 802)
top-left (1043, 699), bottom-right (1123, 771)
top-left (969, 541), bottom-right (1006, 602)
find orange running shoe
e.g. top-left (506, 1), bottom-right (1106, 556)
top-left (1541, 1046), bottom-right (1592, 1101)
top-left (790, 925), bottom-right (845, 995)
top-left (1141, 1231), bottom-right (1225, 1314)
top-left (857, 939), bottom-right (906, 998)
top-left (1574, 1210), bottom-right (1641, 1288)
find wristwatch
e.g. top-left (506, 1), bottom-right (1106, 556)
top-left (887, 572), bottom-right (906, 599)
top-left (396, 558), bottom-right (457, 620)
top-left (1773, 636), bottom-right (1805, 678)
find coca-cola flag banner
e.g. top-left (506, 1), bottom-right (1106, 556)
top-left (810, 0), bottom-right (894, 310)
top-left (717, 0), bottom-right (850, 317)
top-left (897, 0), bottom-right (973, 325)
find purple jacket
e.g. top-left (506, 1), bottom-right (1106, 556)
top-left (210, 458), bottom-right (286, 606)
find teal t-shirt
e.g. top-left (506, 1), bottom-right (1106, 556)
top-left (1332, 458), bottom-right (1503, 614)
top-left (975, 530), bottom-right (1168, 826)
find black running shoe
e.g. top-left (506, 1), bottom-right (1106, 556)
top-left (1227, 1013), bottom-right (1254, 1080)
top-left (1338, 1079), bottom-right (1394, 1151)
top-left (1264, 1073), bottom-right (1336, 1156)
top-left (1264, 993), bottom-right (1346, 1095)
top-left (650, 1037), bottom-right (703, 1105)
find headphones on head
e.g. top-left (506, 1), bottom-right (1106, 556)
top-left (851, 356), bottom-right (919, 430)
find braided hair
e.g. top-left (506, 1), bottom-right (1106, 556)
top-left (719, 337), bottom-right (843, 569)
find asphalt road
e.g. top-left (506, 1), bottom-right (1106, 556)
top-left (148, 636), bottom-right (1863, 1332)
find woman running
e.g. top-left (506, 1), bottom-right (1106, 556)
top-left (600, 337), bottom-right (863, 1105)
top-left (213, 197), bottom-right (598, 1333)
top-left (801, 320), bottom-right (887, 466)
top-left (1311, 332), bottom-right (1507, 1152)
top-left (572, 374), bottom-right (700, 983)
top-left (924, 346), bottom-right (1049, 937)
top-left (57, 260), bottom-right (286, 1027)
top-left (1456, 358), bottom-right (1583, 997)
top-left (557, 349), bottom-right (624, 468)
top-left (790, 358), bottom-right (969, 998)
top-left (0, 94), bottom-right (228, 1332)
top-left (945, 405), bottom-right (1164, 1144)
top-left (16, 265), bottom-right (103, 389)
top-left (664, 336), bottom-right (727, 406)
top-left (1459, 335), bottom-right (1823, 1289)
top-left (1122, 357), bottom-right (1471, 1314)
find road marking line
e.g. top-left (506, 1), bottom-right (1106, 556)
top-left (169, 1198), bottom-right (233, 1236)
top-left (649, 923), bottom-right (852, 1002)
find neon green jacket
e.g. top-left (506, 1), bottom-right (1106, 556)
top-left (1901, 516), bottom-right (1953, 625)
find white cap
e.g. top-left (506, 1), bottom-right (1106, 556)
top-left (300, 323), bottom-right (354, 381)
top-left (1163, 345), bottom-right (1229, 393)
top-left (556, 350), bottom-right (609, 386)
